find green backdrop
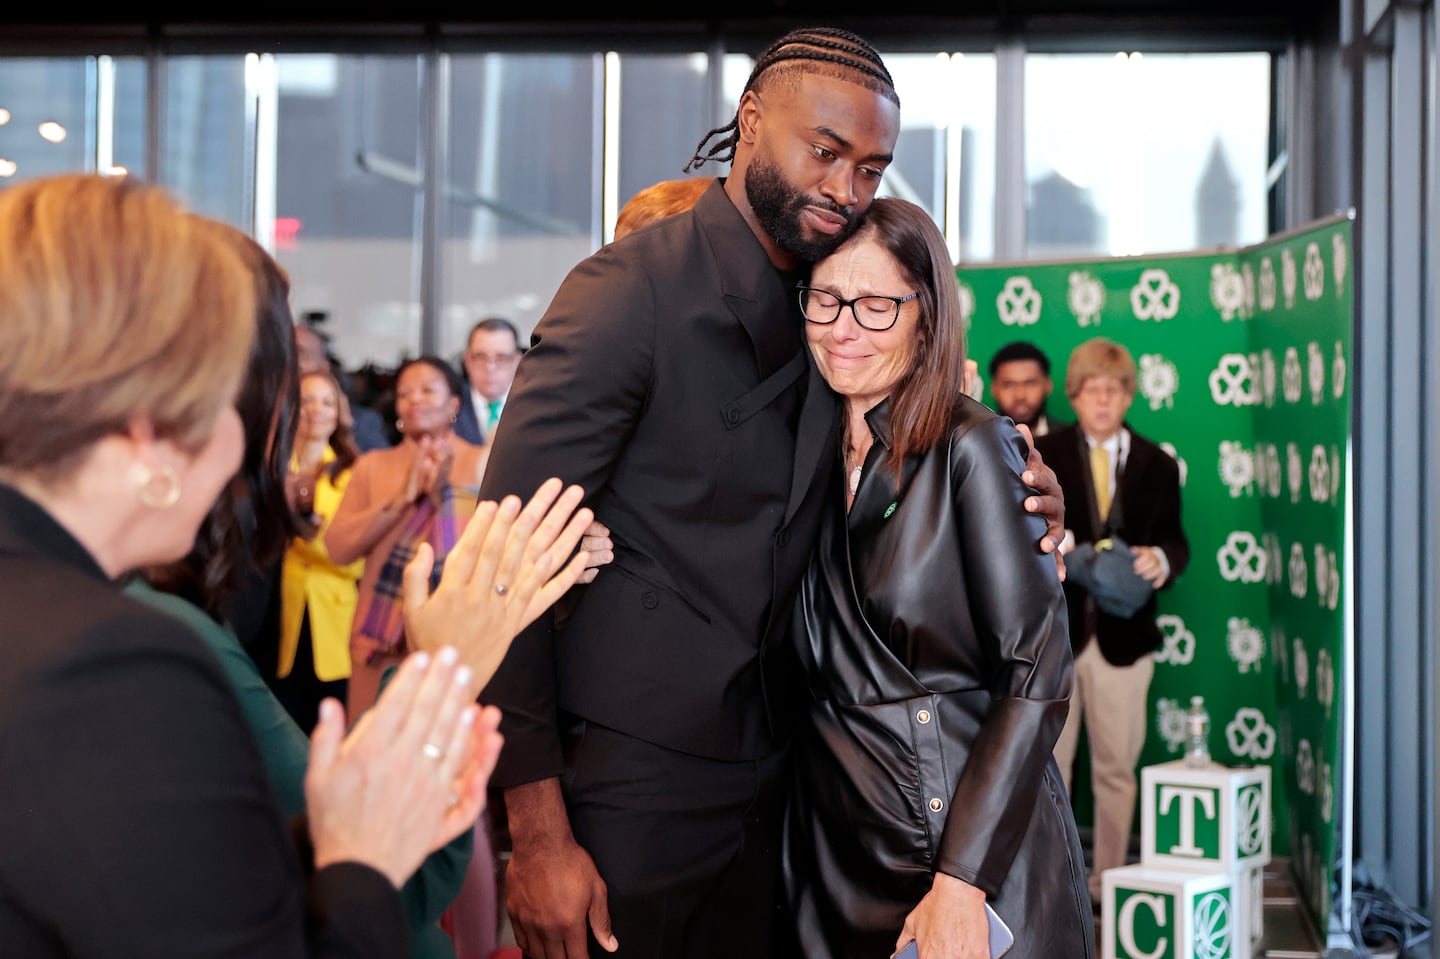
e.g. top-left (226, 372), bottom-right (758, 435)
top-left (958, 215), bottom-right (1351, 940)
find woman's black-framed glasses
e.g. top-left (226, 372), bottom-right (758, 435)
top-left (797, 283), bottom-right (919, 332)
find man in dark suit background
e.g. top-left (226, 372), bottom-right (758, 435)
top-left (988, 338), bottom-right (1065, 437)
top-left (478, 27), bottom-right (1067, 959)
top-left (1035, 336), bottom-right (1189, 904)
top-left (455, 317), bottom-right (523, 446)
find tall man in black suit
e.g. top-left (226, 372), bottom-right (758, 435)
top-left (1035, 336), bottom-right (1189, 904)
top-left (478, 27), bottom-right (1067, 958)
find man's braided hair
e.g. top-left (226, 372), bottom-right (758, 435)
top-left (683, 27), bottom-right (898, 174)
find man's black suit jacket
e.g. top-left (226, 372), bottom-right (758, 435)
top-left (1035, 423), bottom-right (1189, 667)
top-left (478, 180), bottom-right (838, 785)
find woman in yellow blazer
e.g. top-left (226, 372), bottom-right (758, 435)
top-left (275, 369), bottom-right (364, 731)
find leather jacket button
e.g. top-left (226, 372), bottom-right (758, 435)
top-left (929, 798), bottom-right (944, 812)
top-left (776, 528), bottom-right (791, 547)
top-left (640, 592), bottom-right (659, 610)
top-left (725, 407), bottom-right (740, 425)
top-left (916, 709), bottom-right (931, 725)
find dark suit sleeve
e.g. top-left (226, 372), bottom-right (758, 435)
top-left (477, 248), bottom-right (657, 786)
top-left (935, 418), bottom-right (1074, 896)
top-left (0, 611), bottom-right (407, 958)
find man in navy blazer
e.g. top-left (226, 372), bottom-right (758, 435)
top-left (1035, 336), bottom-right (1189, 903)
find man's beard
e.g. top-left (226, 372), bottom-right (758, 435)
top-left (745, 150), bottom-right (857, 263)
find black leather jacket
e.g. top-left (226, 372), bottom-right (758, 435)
top-left (784, 397), bottom-right (1094, 959)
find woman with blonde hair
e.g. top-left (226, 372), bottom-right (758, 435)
top-left (0, 173), bottom-right (591, 957)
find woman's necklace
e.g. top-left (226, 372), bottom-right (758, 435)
top-left (848, 463), bottom-right (863, 496)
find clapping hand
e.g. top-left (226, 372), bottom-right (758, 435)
top-left (402, 477), bottom-right (594, 699)
top-left (305, 648), bottom-right (504, 888)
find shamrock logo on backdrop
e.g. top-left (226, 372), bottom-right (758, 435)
top-left (1067, 271), bottom-right (1105, 326)
top-left (1332, 340), bottom-right (1347, 398)
top-left (1139, 354), bottom-right (1179, 410)
top-left (1316, 648), bottom-right (1335, 719)
top-left (1308, 341), bottom-right (1326, 405)
top-left (1226, 707), bottom-right (1277, 760)
top-left (1320, 755), bottom-right (1334, 823)
top-left (1281, 248), bottom-right (1298, 308)
top-left (1241, 261), bottom-right (1256, 317)
top-left (1330, 446), bottom-right (1342, 502)
top-left (1210, 262), bottom-right (1245, 320)
top-left (1208, 354), bottom-right (1260, 407)
top-left (1259, 256), bottom-right (1278, 311)
top-left (1287, 443), bottom-right (1303, 504)
top-left (1244, 353), bottom-right (1264, 404)
top-left (1315, 545), bottom-right (1340, 611)
top-left (1217, 531), bottom-right (1267, 583)
top-left (1293, 637), bottom-right (1310, 698)
top-left (1218, 441), bottom-right (1256, 497)
top-left (1154, 614), bottom-right (1196, 665)
top-left (1308, 445), bottom-right (1332, 503)
top-left (1156, 697), bottom-right (1187, 753)
top-left (1159, 442), bottom-right (1189, 486)
top-left (997, 276), bottom-right (1042, 326)
top-left (956, 278), bottom-right (976, 329)
top-left (1131, 267), bottom-right (1181, 321)
top-left (1288, 541), bottom-right (1309, 599)
top-left (1259, 443), bottom-right (1283, 499)
top-left (1333, 231), bottom-right (1349, 295)
top-left (1282, 346), bottom-right (1303, 403)
top-left (1296, 739), bottom-right (1315, 795)
top-left (1303, 242), bottom-right (1326, 301)
top-left (1263, 532), bottom-right (1284, 585)
top-left (1261, 349), bottom-right (1277, 407)
top-left (1227, 617), bottom-right (1265, 673)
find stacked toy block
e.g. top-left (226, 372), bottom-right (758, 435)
top-left (1100, 762), bottom-right (1271, 959)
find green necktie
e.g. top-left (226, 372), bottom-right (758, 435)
top-left (486, 400), bottom-right (503, 433)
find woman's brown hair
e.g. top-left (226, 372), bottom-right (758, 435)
top-left (301, 370), bottom-right (362, 480)
top-left (847, 198), bottom-right (968, 479)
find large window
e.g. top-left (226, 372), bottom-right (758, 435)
top-left (271, 54), bottom-right (425, 370)
top-left (441, 53), bottom-right (599, 360)
top-left (1024, 52), bottom-right (1272, 259)
top-left (0, 38), bottom-right (1274, 372)
top-left (0, 56), bottom-right (144, 184)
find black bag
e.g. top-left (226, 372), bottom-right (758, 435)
top-left (1065, 534), bottom-right (1154, 618)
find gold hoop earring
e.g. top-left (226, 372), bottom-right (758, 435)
top-left (137, 463), bottom-right (182, 509)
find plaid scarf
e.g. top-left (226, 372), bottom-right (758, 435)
top-left (355, 483), bottom-right (460, 664)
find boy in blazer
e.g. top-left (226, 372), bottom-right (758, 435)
top-left (1036, 336), bottom-right (1190, 903)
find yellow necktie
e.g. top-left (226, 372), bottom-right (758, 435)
top-left (1090, 445), bottom-right (1111, 521)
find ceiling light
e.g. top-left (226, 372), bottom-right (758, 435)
top-left (38, 121), bottom-right (67, 143)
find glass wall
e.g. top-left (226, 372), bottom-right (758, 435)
top-left (271, 54), bottom-right (425, 370)
top-left (0, 38), bottom-right (1274, 374)
top-left (441, 53), bottom-right (600, 361)
top-left (1024, 52), bottom-right (1272, 259)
